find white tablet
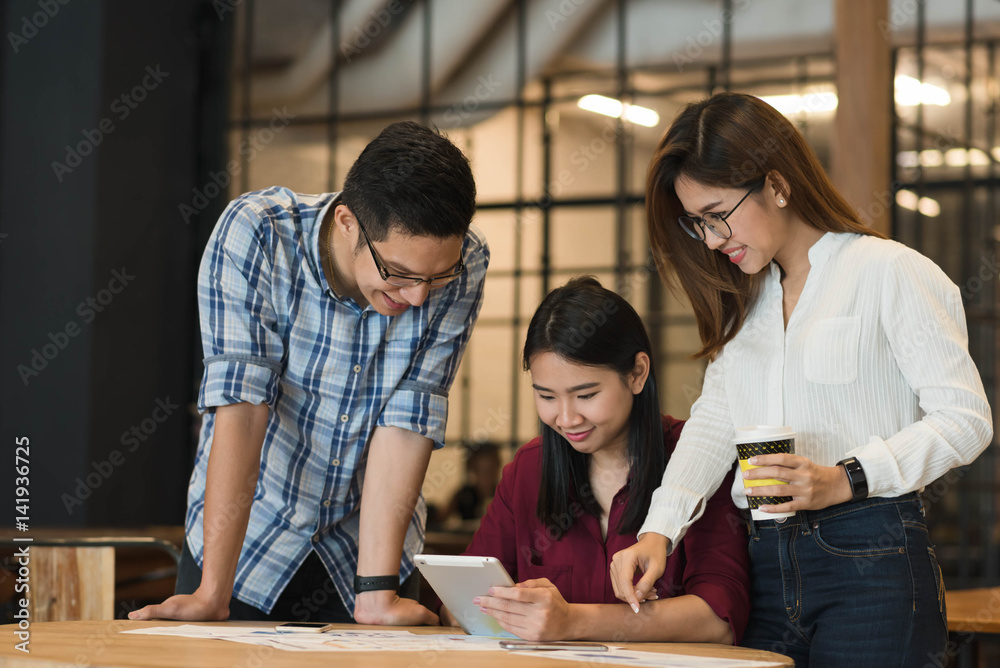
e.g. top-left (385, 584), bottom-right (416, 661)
top-left (414, 554), bottom-right (518, 638)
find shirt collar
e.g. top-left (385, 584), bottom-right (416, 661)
top-left (767, 231), bottom-right (852, 282)
top-left (807, 231), bottom-right (851, 269)
top-left (308, 192), bottom-right (344, 300)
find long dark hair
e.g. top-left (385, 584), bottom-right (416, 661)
top-left (646, 92), bottom-right (885, 360)
top-left (522, 276), bottom-right (665, 540)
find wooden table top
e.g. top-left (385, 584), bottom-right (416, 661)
top-left (946, 587), bottom-right (1000, 634)
top-left (0, 620), bottom-right (794, 667)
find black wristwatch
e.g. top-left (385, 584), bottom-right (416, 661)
top-left (838, 457), bottom-right (869, 502)
top-left (354, 575), bottom-right (399, 594)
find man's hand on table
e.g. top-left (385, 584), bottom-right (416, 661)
top-left (439, 605), bottom-right (459, 628)
top-left (353, 589), bottom-right (439, 626)
top-left (128, 589), bottom-right (230, 621)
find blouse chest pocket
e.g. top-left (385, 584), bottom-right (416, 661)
top-left (803, 316), bottom-right (861, 384)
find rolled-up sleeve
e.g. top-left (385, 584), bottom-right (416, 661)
top-left (639, 350), bottom-right (737, 549)
top-left (376, 229), bottom-right (489, 447)
top-left (197, 196), bottom-right (285, 412)
top-left (855, 248), bottom-right (994, 496)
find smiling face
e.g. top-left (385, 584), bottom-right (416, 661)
top-left (529, 352), bottom-right (645, 460)
top-left (674, 174), bottom-right (787, 276)
top-left (331, 205), bottom-right (465, 316)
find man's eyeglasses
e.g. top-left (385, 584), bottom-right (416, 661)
top-left (356, 217), bottom-right (465, 288)
top-left (677, 185), bottom-right (758, 241)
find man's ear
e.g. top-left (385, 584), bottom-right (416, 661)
top-left (333, 203), bottom-right (356, 235)
top-left (629, 352), bottom-right (651, 395)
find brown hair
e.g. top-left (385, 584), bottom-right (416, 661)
top-left (646, 92), bottom-right (886, 360)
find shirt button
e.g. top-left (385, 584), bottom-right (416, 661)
top-left (353, 364), bottom-right (362, 373)
top-left (311, 534), bottom-right (320, 543)
top-left (323, 500), bottom-right (332, 507)
top-left (331, 459), bottom-right (341, 466)
top-left (362, 312), bottom-right (368, 319)
top-left (341, 414), bottom-right (349, 423)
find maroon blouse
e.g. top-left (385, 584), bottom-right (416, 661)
top-left (461, 415), bottom-right (751, 643)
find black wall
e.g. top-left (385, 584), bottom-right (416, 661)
top-left (0, 0), bottom-right (228, 527)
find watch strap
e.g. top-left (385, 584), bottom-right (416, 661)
top-left (354, 575), bottom-right (399, 594)
top-left (838, 457), bottom-right (869, 502)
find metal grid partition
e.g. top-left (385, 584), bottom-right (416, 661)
top-left (222, 1), bottom-right (998, 612)
top-left (891, 1), bottom-right (1000, 597)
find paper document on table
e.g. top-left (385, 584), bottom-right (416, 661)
top-left (513, 648), bottom-right (782, 667)
top-left (122, 625), bottom-right (264, 637)
top-left (122, 626), bottom-right (508, 652)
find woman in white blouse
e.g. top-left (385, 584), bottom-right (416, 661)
top-left (610, 92), bottom-right (993, 667)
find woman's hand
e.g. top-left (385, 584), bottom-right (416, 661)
top-left (743, 453), bottom-right (852, 513)
top-left (475, 578), bottom-right (575, 641)
top-left (609, 532), bottom-right (669, 612)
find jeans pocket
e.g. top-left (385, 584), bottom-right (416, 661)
top-left (928, 546), bottom-right (946, 616)
top-left (812, 506), bottom-right (906, 559)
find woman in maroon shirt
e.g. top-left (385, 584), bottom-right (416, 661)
top-left (442, 277), bottom-right (750, 642)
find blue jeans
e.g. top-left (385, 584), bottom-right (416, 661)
top-left (741, 494), bottom-right (947, 667)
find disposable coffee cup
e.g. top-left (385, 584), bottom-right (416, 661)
top-left (734, 425), bottom-right (796, 522)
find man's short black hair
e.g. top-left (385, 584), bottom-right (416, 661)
top-left (340, 121), bottom-right (476, 244)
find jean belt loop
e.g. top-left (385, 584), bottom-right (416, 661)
top-left (799, 507), bottom-right (812, 535)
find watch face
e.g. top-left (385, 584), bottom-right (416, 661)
top-left (840, 458), bottom-right (867, 500)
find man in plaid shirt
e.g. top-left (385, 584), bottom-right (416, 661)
top-left (132, 122), bottom-right (488, 625)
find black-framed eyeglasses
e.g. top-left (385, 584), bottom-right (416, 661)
top-left (677, 185), bottom-right (757, 241)
top-left (356, 217), bottom-right (465, 288)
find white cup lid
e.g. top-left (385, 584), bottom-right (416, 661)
top-left (733, 425), bottom-right (795, 444)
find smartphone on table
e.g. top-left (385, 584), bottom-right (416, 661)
top-left (275, 622), bottom-right (335, 633)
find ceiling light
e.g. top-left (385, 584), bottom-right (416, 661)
top-left (897, 147), bottom-right (1000, 168)
top-left (917, 197), bottom-right (941, 217)
top-left (944, 148), bottom-right (990, 167)
top-left (895, 75), bottom-right (951, 106)
top-left (577, 95), bottom-right (660, 127)
top-left (759, 92), bottom-right (838, 115)
top-left (896, 189), bottom-right (940, 217)
top-left (623, 105), bottom-right (660, 127)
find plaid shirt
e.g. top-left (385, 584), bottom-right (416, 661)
top-left (185, 187), bottom-right (488, 613)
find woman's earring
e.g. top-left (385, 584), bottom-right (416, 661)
top-left (778, 198), bottom-right (785, 206)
